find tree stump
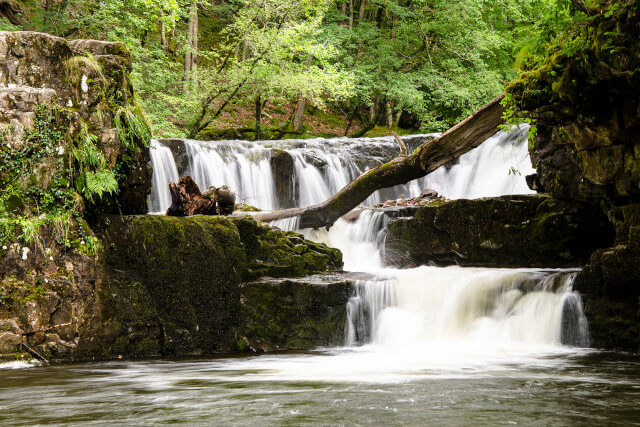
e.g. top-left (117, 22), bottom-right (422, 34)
top-left (167, 176), bottom-right (217, 216)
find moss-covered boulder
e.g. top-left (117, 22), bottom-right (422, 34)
top-left (237, 273), bottom-right (352, 352)
top-left (385, 194), bottom-right (614, 267)
top-left (0, 213), bottom-right (345, 361)
top-left (87, 214), bottom-right (343, 358)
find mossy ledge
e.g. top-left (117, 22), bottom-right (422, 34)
top-left (385, 194), bottom-right (614, 268)
top-left (0, 214), bottom-right (346, 361)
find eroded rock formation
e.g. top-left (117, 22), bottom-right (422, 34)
top-left (385, 195), bottom-right (614, 268)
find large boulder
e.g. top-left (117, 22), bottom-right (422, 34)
top-left (238, 273), bottom-right (353, 352)
top-left (270, 149), bottom-right (298, 208)
top-left (86, 214), bottom-right (343, 358)
top-left (385, 195), bottom-right (614, 268)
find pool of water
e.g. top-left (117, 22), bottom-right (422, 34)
top-left (1, 348), bottom-right (639, 425)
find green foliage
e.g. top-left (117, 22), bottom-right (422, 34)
top-left (11, 0), bottom-right (557, 137)
top-left (114, 105), bottom-right (152, 155)
top-left (0, 105), bottom-right (108, 254)
top-left (65, 54), bottom-right (108, 100)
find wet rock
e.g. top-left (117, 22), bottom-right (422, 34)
top-left (270, 149), bottom-right (298, 209)
top-left (90, 214), bottom-right (343, 358)
top-left (573, 203), bottom-right (640, 352)
top-left (216, 185), bottom-right (236, 215)
top-left (303, 150), bottom-right (328, 170)
top-left (238, 273), bottom-right (353, 352)
top-left (385, 194), bottom-right (615, 268)
top-left (0, 332), bottom-right (21, 353)
top-left (419, 189), bottom-right (438, 198)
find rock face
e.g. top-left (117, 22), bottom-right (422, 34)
top-left (94, 215), bottom-right (344, 357)
top-left (238, 274), bottom-right (352, 352)
top-left (270, 149), bottom-right (298, 208)
top-left (385, 195), bottom-right (614, 268)
top-left (0, 215), bottom-right (345, 360)
top-left (573, 203), bottom-right (640, 352)
top-left (505, 4), bottom-right (640, 351)
top-left (0, 31), bottom-right (151, 213)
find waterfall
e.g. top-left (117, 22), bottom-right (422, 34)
top-left (148, 127), bottom-right (534, 214)
top-left (147, 126), bottom-right (589, 350)
top-left (148, 140), bottom-right (179, 213)
top-left (419, 125), bottom-right (535, 199)
top-left (345, 268), bottom-right (590, 349)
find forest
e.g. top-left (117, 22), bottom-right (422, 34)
top-left (2, 0), bottom-right (582, 139)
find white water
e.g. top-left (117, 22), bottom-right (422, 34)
top-left (148, 140), bottom-right (179, 213)
top-left (149, 128), bottom-right (534, 213)
top-left (147, 127), bottom-right (589, 364)
top-left (420, 126), bottom-right (535, 199)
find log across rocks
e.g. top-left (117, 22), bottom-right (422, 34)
top-left (167, 176), bottom-right (236, 216)
top-left (254, 95), bottom-right (506, 229)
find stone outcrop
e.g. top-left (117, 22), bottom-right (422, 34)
top-left (0, 31), bottom-right (151, 213)
top-left (0, 215), bottom-right (346, 360)
top-left (505, 3), bottom-right (640, 351)
top-left (385, 195), bottom-right (614, 268)
top-left (238, 274), bottom-right (352, 352)
top-left (573, 203), bottom-right (640, 352)
top-left (270, 149), bottom-right (298, 208)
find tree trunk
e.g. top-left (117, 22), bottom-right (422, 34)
top-left (348, 0), bottom-right (354, 29)
top-left (395, 109), bottom-right (403, 127)
top-left (160, 10), bottom-right (169, 55)
top-left (43, 0), bottom-right (53, 26)
top-left (290, 97), bottom-right (307, 134)
top-left (358, 0), bottom-right (367, 22)
top-left (386, 100), bottom-right (393, 129)
top-left (254, 95), bottom-right (506, 228)
top-left (255, 95), bottom-right (262, 140)
top-left (184, 0), bottom-right (198, 95)
top-left (0, 0), bottom-right (23, 25)
top-left (340, 1), bottom-right (347, 25)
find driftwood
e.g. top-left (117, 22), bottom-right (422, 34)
top-left (168, 176), bottom-right (217, 216)
top-left (167, 176), bottom-right (236, 216)
top-left (254, 94), bottom-right (506, 229)
top-left (21, 340), bottom-right (49, 363)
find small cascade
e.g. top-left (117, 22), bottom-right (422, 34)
top-left (184, 140), bottom-right (278, 209)
top-left (303, 210), bottom-right (390, 271)
top-left (419, 125), bottom-right (535, 199)
top-left (148, 140), bottom-right (179, 213)
top-left (345, 268), bottom-right (589, 349)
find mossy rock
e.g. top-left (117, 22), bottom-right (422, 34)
top-left (385, 194), bottom-right (614, 268)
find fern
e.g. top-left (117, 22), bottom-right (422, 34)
top-left (114, 105), bottom-right (152, 151)
top-left (81, 169), bottom-right (119, 202)
top-left (73, 123), bottom-right (105, 171)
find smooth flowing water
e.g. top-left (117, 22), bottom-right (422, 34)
top-left (2, 128), bottom-right (638, 425)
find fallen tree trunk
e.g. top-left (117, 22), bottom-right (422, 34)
top-left (254, 95), bottom-right (506, 229)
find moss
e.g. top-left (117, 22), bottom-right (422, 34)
top-left (238, 278), bottom-right (352, 351)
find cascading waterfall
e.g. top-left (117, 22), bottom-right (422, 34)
top-left (148, 140), bottom-right (179, 213)
top-left (147, 125), bottom-right (589, 351)
top-left (345, 268), bottom-right (590, 349)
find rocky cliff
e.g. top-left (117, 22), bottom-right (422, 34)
top-left (506, 2), bottom-right (640, 351)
